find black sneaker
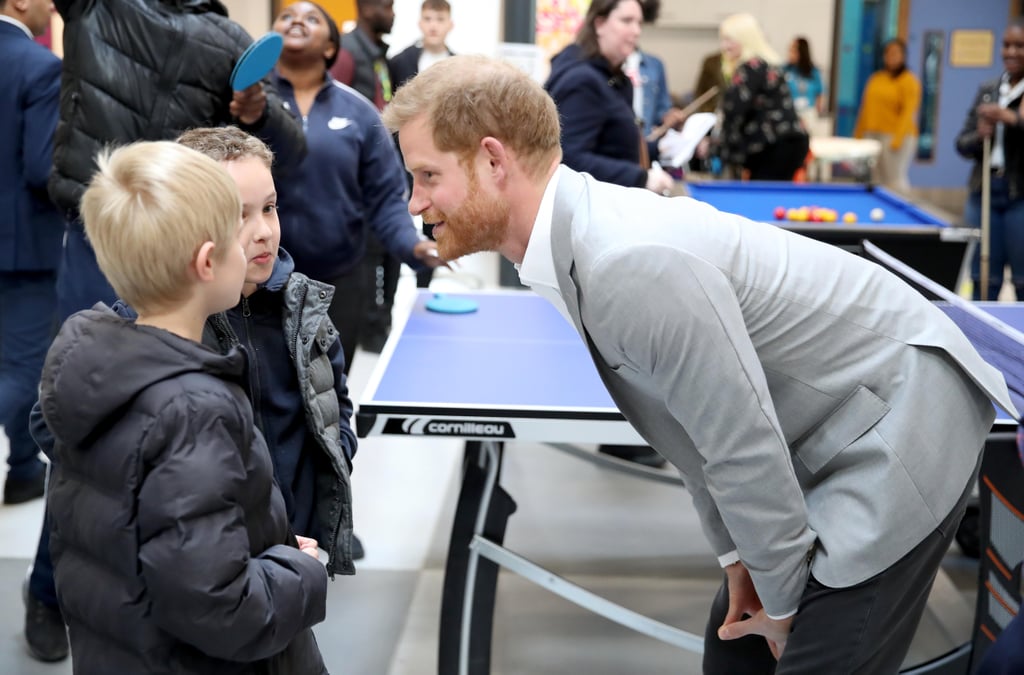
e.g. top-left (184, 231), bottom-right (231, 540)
top-left (23, 580), bottom-right (69, 662)
top-left (597, 445), bottom-right (667, 469)
top-left (4, 471), bottom-right (45, 505)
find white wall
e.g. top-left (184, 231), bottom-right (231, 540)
top-left (222, 0), bottom-right (271, 38)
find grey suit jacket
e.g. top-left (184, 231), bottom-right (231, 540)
top-left (548, 167), bottom-right (1018, 617)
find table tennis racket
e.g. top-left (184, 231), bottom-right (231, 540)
top-left (231, 32), bottom-right (284, 91)
top-left (425, 293), bottom-right (478, 314)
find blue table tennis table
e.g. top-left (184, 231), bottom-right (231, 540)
top-left (357, 288), bottom-right (1023, 675)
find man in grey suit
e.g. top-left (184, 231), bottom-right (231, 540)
top-left (383, 55), bottom-right (1020, 673)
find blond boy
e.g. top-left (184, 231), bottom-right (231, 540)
top-left (37, 141), bottom-right (329, 674)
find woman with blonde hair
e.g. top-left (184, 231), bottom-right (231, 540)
top-left (713, 12), bottom-right (809, 180)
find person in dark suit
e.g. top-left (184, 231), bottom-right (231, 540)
top-left (390, 0), bottom-right (453, 288)
top-left (0, 0), bottom-right (62, 507)
top-left (0, 0), bottom-right (65, 662)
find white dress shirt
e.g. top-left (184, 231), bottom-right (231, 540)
top-left (517, 166), bottom-right (573, 326)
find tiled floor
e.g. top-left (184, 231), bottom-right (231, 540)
top-left (0, 261), bottom-right (985, 674)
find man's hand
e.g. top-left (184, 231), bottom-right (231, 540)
top-left (717, 562), bottom-right (794, 660)
top-left (977, 102), bottom-right (1017, 126)
top-left (230, 83), bottom-right (268, 126)
top-left (645, 163), bottom-right (674, 195)
top-left (413, 240), bottom-right (447, 268)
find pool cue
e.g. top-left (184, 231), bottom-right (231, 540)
top-left (677, 86), bottom-right (720, 119)
top-left (981, 133), bottom-right (992, 300)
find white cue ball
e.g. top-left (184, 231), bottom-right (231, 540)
top-left (870, 208), bottom-right (885, 221)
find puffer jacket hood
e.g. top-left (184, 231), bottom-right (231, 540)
top-left (40, 305), bottom-right (246, 449)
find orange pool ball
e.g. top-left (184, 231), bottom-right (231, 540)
top-left (842, 212), bottom-right (857, 224)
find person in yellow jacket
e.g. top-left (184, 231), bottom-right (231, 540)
top-left (854, 38), bottom-right (921, 193)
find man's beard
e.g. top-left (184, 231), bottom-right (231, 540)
top-left (428, 176), bottom-right (511, 261)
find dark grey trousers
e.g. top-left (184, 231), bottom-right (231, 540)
top-left (703, 472), bottom-right (976, 675)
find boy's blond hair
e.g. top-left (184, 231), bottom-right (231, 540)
top-left (176, 126), bottom-right (275, 168)
top-left (80, 141), bottom-right (241, 315)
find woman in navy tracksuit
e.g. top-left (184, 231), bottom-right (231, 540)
top-left (270, 1), bottom-right (439, 372)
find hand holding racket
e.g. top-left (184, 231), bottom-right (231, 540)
top-left (229, 33), bottom-right (284, 124)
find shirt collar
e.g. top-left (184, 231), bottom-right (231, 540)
top-left (517, 167), bottom-right (575, 326)
top-left (517, 166), bottom-right (562, 290)
top-left (0, 15), bottom-right (34, 39)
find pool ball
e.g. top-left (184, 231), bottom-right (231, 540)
top-left (870, 208), bottom-right (885, 221)
top-left (842, 212), bottom-right (857, 224)
top-left (774, 206), bottom-right (786, 220)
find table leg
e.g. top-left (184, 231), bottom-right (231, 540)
top-left (966, 432), bottom-right (1024, 672)
top-left (438, 441), bottom-right (517, 675)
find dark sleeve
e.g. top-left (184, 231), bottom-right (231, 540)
top-left (221, 24), bottom-right (307, 173)
top-left (137, 393), bottom-right (327, 662)
top-left (327, 335), bottom-right (358, 463)
top-left (53, 0), bottom-right (91, 19)
top-left (23, 55), bottom-right (62, 189)
top-left (240, 81), bottom-right (307, 174)
top-left (359, 112), bottom-right (424, 268)
top-left (549, 76), bottom-right (647, 187)
top-left (718, 61), bottom-right (765, 167)
top-left (955, 85), bottom-right (990, 161)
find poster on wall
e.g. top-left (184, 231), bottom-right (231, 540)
top-left (917, 30), bottom-right (943, 162)
top-left (950, 30), bottom-right (994, 68)
top-left (535, 0), bottom-right (588, 60)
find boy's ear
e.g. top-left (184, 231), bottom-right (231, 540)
top-left (192, 241), bottom-right (218, 283)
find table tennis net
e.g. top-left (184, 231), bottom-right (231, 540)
top-left (862, 242), bottom-right (1024, 421)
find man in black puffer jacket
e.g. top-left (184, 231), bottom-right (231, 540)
top-left (49, 0), bottom-right (306, 320)
top-left (23, 0), bottom-right (308, 662)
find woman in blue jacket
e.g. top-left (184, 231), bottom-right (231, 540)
top-left (543, 0), bottom-right (673, 195)
top-left (271, 1), bottom-right (442, 372)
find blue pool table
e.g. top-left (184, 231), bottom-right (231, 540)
top-left (685, 181), bottom-right (976, 291)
